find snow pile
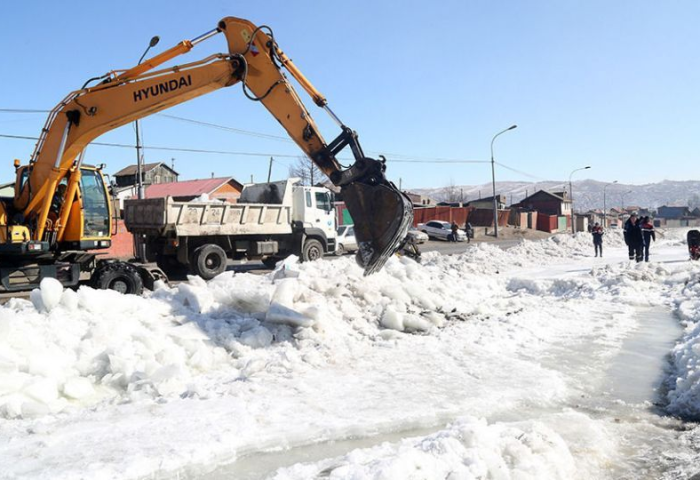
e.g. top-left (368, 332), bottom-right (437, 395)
top-left (665, 265), bottom-right (700, 419)
top-left (271, 417), bottom-right (576, 480)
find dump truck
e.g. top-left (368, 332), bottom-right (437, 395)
top-left (124, 179), bottom-right (337, 279)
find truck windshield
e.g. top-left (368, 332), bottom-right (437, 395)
top-left (80, 169), bottom-right (109, 237)
top-left (315, 192), bottom-right (331, 212)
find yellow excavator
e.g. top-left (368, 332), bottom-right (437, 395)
top-left (0, 16), bottom-right (413, 294)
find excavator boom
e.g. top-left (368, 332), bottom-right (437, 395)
top-left (14, 16), bottom-right (413, 275)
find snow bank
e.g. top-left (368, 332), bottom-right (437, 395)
top-left (665, 265), bottom-right (700, 419)
top-left (271, 417), bottom-right (575, 480)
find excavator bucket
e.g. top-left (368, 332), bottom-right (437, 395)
top-left (342, 181), bottom-right (414, 275)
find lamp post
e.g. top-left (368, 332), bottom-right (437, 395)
top-left (621, 190), bottom-right (632, 212)
top-left (490, 124), bottom-right (517, 238)
top-left (568, 165), bottom-right (591, 233)
top-left (603, 181), bottom-right (617, 228)
top-left (135, 35), bottom-right (160, 200)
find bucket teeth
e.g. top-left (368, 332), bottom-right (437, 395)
top-left (341, 182), bottom-right (414, 275)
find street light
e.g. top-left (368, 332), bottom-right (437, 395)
top-left (621, 190), bottom-right (632, 212)
top-left (135, 35), bottom-right (160, 200)
top-left (490, 124), bottom-right (517, 238)
top-left (569, 165), bottom-right (591, 233)
top-left (603, 181), bottom-right (618, 228)
top-left (134, 36), bottom-right (159, 263)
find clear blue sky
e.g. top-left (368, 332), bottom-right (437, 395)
top-left (1, 0), bottom-right (698, 190)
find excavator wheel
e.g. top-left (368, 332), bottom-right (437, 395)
top-left (91, 261), bottom-right (144, 296)
top-left (190, 244), bottom-right (227, 280)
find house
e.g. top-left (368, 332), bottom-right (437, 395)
top-left (511, 190), bottom-right (571, 216)
top-left (404, 191), bottom-right (435, 206)
top-left (113, 162), bottom-right (179, 188)
top-left (145, 177), bottom-right (243, 202)
top-left (466, 194), bottom-right (506, 210)
top-left (657, 206), bottom-right (690, 219)
top-left (114, 177), bottom-right (243, 215)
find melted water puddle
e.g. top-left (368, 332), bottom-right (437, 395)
top-left (172, 307), bottom-right (698, 480)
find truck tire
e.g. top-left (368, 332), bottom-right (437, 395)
top-left (302, 238), bottom-right (323, 262)
top-left (91, 262), bottom-right (144, 295)
top-left (190, 244), bottom-right (227, 280)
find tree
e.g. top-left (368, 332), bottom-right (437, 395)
top-left (288, 156), bottom-right (326, 186)
top-left (689, 193), bottom-right (700, 210)
top-left (439, 179), bottom-right (462, 203)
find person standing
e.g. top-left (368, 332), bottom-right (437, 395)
top-left (450, 222), bottom-right (459, 242)
top-left (464, 221), bottom-right (473, 243)
top-left (640, 216), bottom-right (656, 262)
top-left (591, 222), bottom-right (604, 257)
top-left (623, 213), bottom-right (643, 262)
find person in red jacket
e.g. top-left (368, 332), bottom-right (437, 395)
top-left (640, 216), bottom-right (656, 262)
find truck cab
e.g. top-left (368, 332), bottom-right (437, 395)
top-left (292, 185), bottom-right (337, 254)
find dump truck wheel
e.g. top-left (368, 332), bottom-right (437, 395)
top-left (302, 239), bottom-right (323, 262)
top-left (191, 244), bottom-right (227, 280)
top-left (91, 262), bottom-right (144, 295)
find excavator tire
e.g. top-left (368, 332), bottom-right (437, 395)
top-left (302, 239), bottom-right (323, 262)
top-left (91, 262), bottom-right (144, 295)
top-left (190, 244), bottom-right (227, 280)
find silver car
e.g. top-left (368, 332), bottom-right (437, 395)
top-left (417, 220), bottom-right (466, 242)
top-left (336, 225), bottom-right (358, 255)
top-left (407, 228), bottom-right (429, 244)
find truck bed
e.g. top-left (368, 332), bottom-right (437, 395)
top-left (124, 197), bottom-right (293, 237)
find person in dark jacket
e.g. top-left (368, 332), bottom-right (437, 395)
top-left (623, 213), bottom-right (643, 262)
top-left (640, 216), bottom-right (656, 262)
top-left (591, 222), bottom-right (604, 257)
top-left (464, 221), bottom-right (473, 243)
top-left (450, 222), bottom-right (459, 242)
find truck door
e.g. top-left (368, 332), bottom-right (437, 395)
top-left (303, 189), bottom-right (336, 236)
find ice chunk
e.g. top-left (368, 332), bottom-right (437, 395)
top-left (239, 325), bottom-right (274, 348)
top-left (265, 302), bottom-right (314, 328)
top-left (30, 277), bottom-right (64, 312)
top-left (381, 308), bottom-right (404, 331)
top-left (23, 378), bottom-right (59, 404)
top-left (62, 377), bottom-right (95, 400)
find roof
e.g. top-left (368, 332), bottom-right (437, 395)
top-left (145, 177), bottom-right (240, 199)
top-left (517, 190), bottom-right (571, 204)
top-left (114, 162), bottom-right (178, 177)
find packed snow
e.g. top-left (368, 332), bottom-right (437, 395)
top-left (1, 228), bottom-right (699, 479)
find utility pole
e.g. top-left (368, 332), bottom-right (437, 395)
top-left (490, 125), bottom-right (518, 238)
top-left (267, 157), bottom-right (274, 183)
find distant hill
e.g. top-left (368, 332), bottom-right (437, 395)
top-left (410, 180), bottom-right (700, 212)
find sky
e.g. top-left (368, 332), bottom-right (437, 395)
top-left (1, 0), bottom-right (698, 190)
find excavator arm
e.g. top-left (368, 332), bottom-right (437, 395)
top-left (14, 16), bottom-right (413, 275)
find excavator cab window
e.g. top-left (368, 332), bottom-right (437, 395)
top-left (80, 169), bottom-right (109, 238)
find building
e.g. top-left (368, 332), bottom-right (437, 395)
top-left (114, 176), bottom-right (243, 215)
top-left (145, 177), bottom-right (243, 202)
top-left (511, 190), bottom-right (571, 216)
top-left (466, 195), bottom-right (506, 210)
top-left (113, 162), bottom-right (179, 188)
top-left (404, 191), bottom-right (435, 206)
top-left (657, 206), bottom-right (691, 219)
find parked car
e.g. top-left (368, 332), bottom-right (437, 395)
top-left (336, 225), bottom-right (358, 255)
top-left (417, 220), bottom-right (466, 241)
top-left (407, 228), bottom-right (429, 244)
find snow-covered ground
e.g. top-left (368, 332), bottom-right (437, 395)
top-left (1, 229), bottom-right (700, 479)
